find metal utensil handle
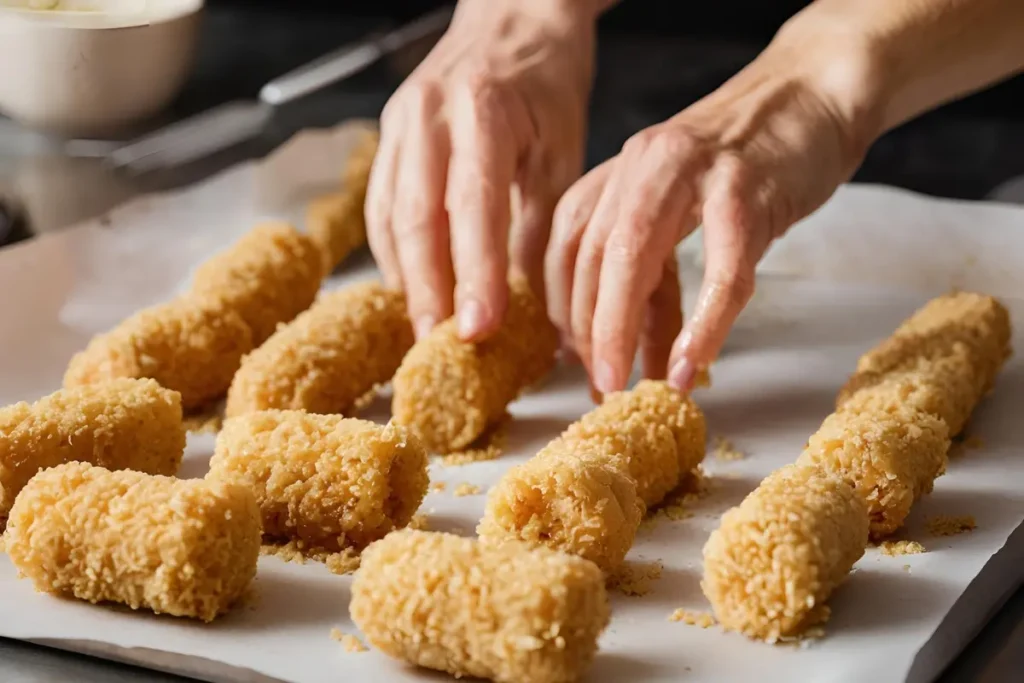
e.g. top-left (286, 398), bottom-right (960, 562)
top-left (259, 5), bottom-right (454, 107)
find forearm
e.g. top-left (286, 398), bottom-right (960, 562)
top-left (776, 0), bottom-right (1024, 140)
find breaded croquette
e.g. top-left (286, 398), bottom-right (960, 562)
top-left (207, 411), bottom-right (429, 556)
top-left (797, 407), bottom-right (949, 539)
top-left (225, 281), bottom-right (413, 417)
top-left (392, 276), bottom-right (558, 453)
top-left (63, 296), bottom-right (254, 411)
top-left (702, 465), bottom-right (869, 642)
top-left (1, 378), bottom-right (185, 528)
top-left (478, 447), bottom-right (643, 572)
top-left (4, 462), bottom-right (260, 622)
top-left (350, 530), bottom-right (610, 683)
top-left (191, 222), bottom-right (323, 344)
top-left (306, 130), bottom-right (379, 273)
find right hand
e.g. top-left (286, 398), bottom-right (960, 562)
top-left (366, 0), bottom-right (602, 341)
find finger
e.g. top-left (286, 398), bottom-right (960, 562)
top-left (392, 85), bottom-right (455, 339)
top-left (365, 104), bottom-right (404, 291)
top-left (668, 166), bottom-right (760, 392)
top-left (590, 130), bottom-right (701, 393)
top-left (509, 183), bottom-right (556, 308)
top-left (545, 160), bottom-right (613, 349)
top-left (640, 258), bottom-right (683, 380)
top-left (446, 80), bottom-right (518, 341)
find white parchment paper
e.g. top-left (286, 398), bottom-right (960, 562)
top-left (1, 123), bottom-right (1022, 683)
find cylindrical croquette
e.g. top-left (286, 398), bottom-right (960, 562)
top-left (797, 406), bottom-right (949, 539)
top-left (207, 411), bottom-right (429, 554)
top-left (225, 281), bottom-right (413, 417)
top-left (190, 222), bottom-right (324, 344)
top-left (478, 446), bottom-right (643, 572)
top-left (1, 378), bottom-right (186, 527)
top-left (392, 276), bottom-right (559, 453)
top-left (63, 296), bottom-right (254, 411)
top-left (4, 462), bottom-right (261, 622)
top-left (701, 464), bottom-right (869, 642)
top-left (351, 530), bottom-right (610, 683)
top-left (564, 379), bottom-right (706, 507)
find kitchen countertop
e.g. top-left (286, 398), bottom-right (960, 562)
top-left (0, 5), bottom-right (1022, 681)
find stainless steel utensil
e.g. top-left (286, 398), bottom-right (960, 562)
top-left (107, 5), bottom-right (453, 174)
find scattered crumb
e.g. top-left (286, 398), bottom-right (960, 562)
top-left (712, 436), bottom-right (745, 461)
top-left (351, 384), bottom-right (385, 413)
top-left (408, 514), bottom-right (430, 531)
top-left (261, 541), bottom-right (308, 565)
top-left (879, 540), bottom-right (926, 557)
top-left (183, 407), bottom-right (224, 434)
top-left (608, 560), bottom-right (663, 597)
top-left (330, 629), bottom-right (368, 653)
top-left (429, 481), bottom-right (447, 493)
top-left (903, 564), bottom-right (912, 573)
top-left (927, 515), bottom-right (977, 536)
top-left (453, 483), bottom-right (481, 497)
top-left (668, 609), bottom-right (717, 628)
top-left (640, 469), bottom-right (711, 530)
top-left (440, 416), bottom-right (509, 465)
top-left (325, 549), bottom-right (362, 575)
top-left (261, 541), bottom-right (361, 575)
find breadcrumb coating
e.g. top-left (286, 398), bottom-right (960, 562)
top-left (306, 130), bottom-right (378, 273)
top-left (225, 282), bottom-right (412, 417)
top-left (797, 407), bottom-right (949, 539)
top-left (350, 530), bottom-right (609, 683)
top-left (191, 223), bottom-right (324, 344)
top-left (702, 465), bottom-right (869, 642)
top-left (4, 462), bottom-right (260, 622)
top-left (63, 296), bottom-right (254, 411)
top-left (1, 379), bottom-right (185, 528)
top-left (208, 411), bottom-right (429, 556)
top-left (478, 447), bottom-right (643, 571)
top-left (392, 276), bottom-right (558, 453)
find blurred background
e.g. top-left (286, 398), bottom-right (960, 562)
top-left (2, 0), bottom-right (1023, 247)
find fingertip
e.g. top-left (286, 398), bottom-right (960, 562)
top-left (414, 314), bottom-right (438, 341)
top-left (667, 356), bottom-right (695, 393)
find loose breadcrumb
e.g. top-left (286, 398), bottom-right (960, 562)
top-left (261, 541), bottom-right (362, 575)
top-left (330, 628), bottom-right (369, 653)
top-left (208, 412), bottom-right (429, 558)
top-left (1, 379), bottom-right (186, 528)
top-left (903, 564), bottom-right (912, 573)
top-left (879, 540), bottom-right (926, 556)
top-left (668, 609), bottom-right (717, 628)
top-left (453, 483), bottom-right (481, 497)
top-left (439, 416), bottom-right (510, 465)
top-left (5, 463), bottom-right (260, 622)
top-left (641, 470), bottom-right (711, 530)
top-left (712, 436), bottom-right (745, 461)
top-left (408, 514), bottom-right (430, 531)
top-left (350, 530), bottom-right (609, 683)
top-left (429, 481), bottom-right (447, 493)
top-left (926, 515), bottom-right (977, 536)
top-left (702, 465), bottom-right (869, 643)
top-left (63, 296), bottom-right (254, 411)
top-left (608, 560), bottom-right (663, 597)
top-left (392, 276), bottom-right (558, 453)
top-left (225, 282), bottom-right (413, 417)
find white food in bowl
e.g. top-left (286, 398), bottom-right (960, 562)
top-left (0, 0), bottom-right (203, 136)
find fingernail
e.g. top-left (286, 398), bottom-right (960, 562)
top-left (457, 299), bottom-right (486, 340)
top-left (668, 358), bottom-right (695, 392)
top-left (594, 360), bottom-right (618, 394)
top-left (415, 315), bottom-right (436, 340)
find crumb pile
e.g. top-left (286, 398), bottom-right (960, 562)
top-left (392, 276), bottom-right (559, 453)
top-left (668, 609), bottom-right (717, 628)
top-left (712, 436), bottom-right (745, 461)
top-left (350, 530), bottom-right (609, 683)
top-left (1, 379), bottom-right (185, 528)
top-left (608, 560), bottom-right (664, 597)
top-left (4, 462), bottom-right (260, 622)
top-left (330, 628), bottom-right (369, 653)
top-left (453, 483), bottom-right (481, 497)
top-left (479, 381), bottom-right (705, 571)
top-left (879, 540), bottom-right (926, 556)
top-left (926, 515), bottom-right (977, 536)
top-left (225, 281), bottom-right (413, 417)
top-left (207, 411), bottom-right (428, 560)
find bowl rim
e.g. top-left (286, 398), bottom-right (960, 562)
top-left (0, 0), bottom-right (202, 30)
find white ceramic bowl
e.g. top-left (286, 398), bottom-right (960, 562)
top-left (0, 1), bottom-right (203, 136)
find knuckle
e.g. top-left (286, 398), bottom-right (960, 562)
top-left (712, 269), bottom-right (756, 309)
top-left (604, 228), bottom-right (648, 267)
top-left (400, 80), bottom-right (444, 113)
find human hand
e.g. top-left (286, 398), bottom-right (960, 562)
top-left (546, 30), bottom-right (875, 395)
top-left (366, 0), bottom-right (605, 341)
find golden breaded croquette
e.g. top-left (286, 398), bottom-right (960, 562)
top-left (4, 462), bottom-right (260, 622)
top-left (797, 407), bottom-right (949, 539)
top-left (191, 222), bottom-right (323, 344)
top-left (351, 530), bottom-right (610, 683)
top-left (225, 281), bottom-right (413, 417)
top-left (1, 378), bottom-right (185, 528)
top-left (392, 276), bottom-right (558, 453)
top-left (63, 296), bottom-right (254, 411)
top-left (702, 465), bottom-right (869, 642)
top-left (207, 411), bottom-right (429, 555)
top-left (565, 380), bottom-right (707, 506)
top-left (478, 447), bottom-right (643, 572)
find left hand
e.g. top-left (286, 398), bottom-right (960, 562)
top-left (545, 33), bottom-right (874, 395)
